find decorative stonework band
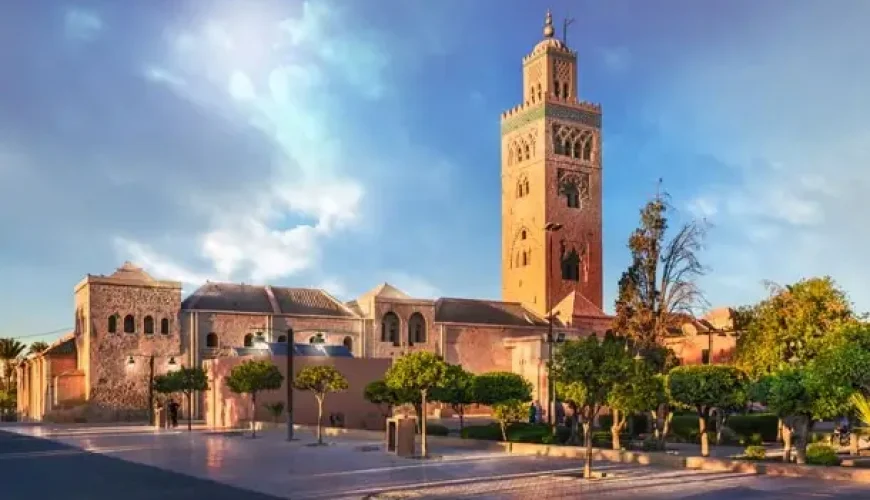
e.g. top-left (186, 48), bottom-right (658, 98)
top-left (502, 104), bottom-right (601, 134)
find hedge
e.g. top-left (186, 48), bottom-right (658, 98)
top-left (460, 423), bottom-right (629, 447)
top-left (670, 413), bottom-right (779, 444)
top-left (597, 413), bottom-right (649, 436)
top-left (425, 423), bottom-right (450, 436)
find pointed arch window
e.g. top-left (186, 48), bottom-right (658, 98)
top-left (408, 313), bottom-right (426, 345)
top-left (523, 143), bottom-right (530, 160)
top-left (381, 312), bottom-right (400, 346)
top-left (123, 315), bottom-right (135, 334)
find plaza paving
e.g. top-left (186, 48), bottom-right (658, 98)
top-left (2, 424), bottom-right (870, 499)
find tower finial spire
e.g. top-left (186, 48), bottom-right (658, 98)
top-left (543, 10), bottom-right (555, 38)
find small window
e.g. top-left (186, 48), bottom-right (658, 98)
top-left (160, 318), bottom-right (170, 335)
top-left (522, 251), bottom-right (529, 266)
top-left (382, 312), bottom-right (400, 346)
top-left (108, 315), bottom-right (117, 334)
top-left (243, 334), bottom-right (253, 347)
top-left (343, 336), bottom-right (353, 353)
top-left (123, 315), bottom-right (135, 334)
top-left (521, 230), bottom-right (527, 240)
top-left (206, 333), bottom-right (218, 348)
top-left (523, 179), bottom-right (529, 195)
top-left (562, 82), bottom-right (569, 98)
top-left (561, 250), bottom-right (580, 281)
top-left (143, 316), bottom-right (154, 335)
top-left (523, 143), bottom-right (530, 160)
top-left (554, 82), bottom-right (561, 97)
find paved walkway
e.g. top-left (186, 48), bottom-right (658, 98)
top-left (3, 424), bottom-right (870, 499)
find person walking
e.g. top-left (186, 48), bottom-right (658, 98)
top-left (529, 401), bottom-right (538, 424)
top-left (168, 398), bottom-right (180, 428)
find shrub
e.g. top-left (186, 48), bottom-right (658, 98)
top-left (726, 414), bottom-right (779, 442)
top-left (461, 423), bottom-right (569, 444)
top-left (744, 445), bottom-right (766, 460)
top-left (425, 423), bottom-right (450, 436)
top-left (806, 443), bottom-right (839, 466)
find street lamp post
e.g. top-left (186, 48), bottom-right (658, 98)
top-left (544, 221), bottom-right (563, 431)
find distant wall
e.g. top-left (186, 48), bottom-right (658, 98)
top-left (665, 334), bottom-right (737, 365)
top-left (204, 355), bottom-right (392, 431)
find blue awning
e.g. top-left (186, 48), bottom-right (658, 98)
top-left (234, 342), bottom-right (353, 358)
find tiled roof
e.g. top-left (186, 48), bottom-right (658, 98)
top-left (182, 282), bottom-right (356, 317)
top-left (182, 282), bottom-right (274, 313)
top-left (434, 298), bottom-right (547, 327)
top-left (43, 336), bottom-right (76, 357)
top-left (270, 287), bottom-right (355, 317)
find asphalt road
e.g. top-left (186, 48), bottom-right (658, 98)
top-left (0, 429), bottom-right (280, 500)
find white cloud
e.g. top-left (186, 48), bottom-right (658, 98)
top-left (142, 66), bottom-right (187, 87)
top-left (659, 4), bottom-right (870, 310)
top-left (64, 7), bottom-right (102, 41)
top-left (118, 3), bottom-right (382, 286)
top-left (599, 47), bottom-right (631, 73)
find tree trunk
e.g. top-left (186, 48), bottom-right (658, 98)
top-left (851, 431), bottom-right (860, 456)
top-left (500, 421), bottom-right (508, 442)
top-left (777, 418), bottom-right (783, 443)
top-left (457, 406), bottom-right (465, 432)
top-left (782, 423), bottom-right (793, 462)
top-left (421, 390), bottom-right (428, 458)
top-left (794, 416), bottom-right (809, 465)
top-left (699, 412), bottom-right (709, 457)
top-left (716, 411), bottom-right (726, 445)
top-left (316, 395), bottom-right (324, 444)
top-left (650, 410), bottom-right (660, 440)
top-left (251, 392), bottom-right (257, 438)
top-left (583, 421), bottom-right (593, 478)
top-left (186, 391), bottom-right (192, 432)
top-left (611, 409), bottom-right (623, 450)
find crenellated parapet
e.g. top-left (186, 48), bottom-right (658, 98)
top-left (501, 100), bottom-right (602, 135)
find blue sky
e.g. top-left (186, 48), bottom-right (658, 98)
top-left (2, 0), bottom-right (869, 344)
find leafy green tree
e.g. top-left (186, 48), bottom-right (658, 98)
top-left (155, 367), bottom-right (208, 431)
top-left (294, 365), bottom-right (349, 444)
top-left (472, 371), bottom-right (532, 407)
top-left (0, 338), bottom-right (26, 392)
top-left (607, 361), bottom-right (666, 450)
top-left (765, 368), bottom-right (814, 463)
top-left (551, 335), bottom-right (629, 478)
top-left (364, 379), bottom-right (400, 419)
top-left (667, 365), bottom-right (746, 457)
top-left (28, 341), bottom-right (49, 356)
top-left (430, 364), bottom-right (476, 432)
top-left (265, 402), bottom-right (285, 423)
top-left (612, 190), bottom-right (709, 356)
top-left (492, 399), bottom-right (526, 442)
top-left (735, 277), bottom-right (855, 378)
top-left (226, 360), bottom-right (284, 438)
top-left (385, 351), bottom-right (449, 457)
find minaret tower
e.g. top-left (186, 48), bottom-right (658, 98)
top-left (500, 11), bottom-right (604, 321)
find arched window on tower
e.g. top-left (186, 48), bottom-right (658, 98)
top-left (554, 81), bottom-right (561, 98)
top-left (160, 318), bottom-right (170, 335)
top-left (523, 178), bottom-right (529, 196)
top-left (529, 86), bottom-right (535, 103)
top-left (521, 230), bottom-right (527, 240)
top-left (108, 315), bottom-right (117, 334)
top-left (562, 82), bottom-right (569, 99)
top-left (123, 315), bottom-right (135, 334)
top-left (536, 83), bottom-right (542, 102)
top-left (562, 249), bottom-right (581, 281)
top-left (381, 312), bottom-right (400, 346)
top-left (582, 135), bottom-right (593, 161)
top-left (523, 143), bottom-right (530, 160)
top-left (408, 313), bottom-right (426, 345)
top-left (522, 250), bottom-right (529, 267)
top-left (562, 182), bottom-right (581, 209)
top-left (143, 316), bottom-right (154, 335)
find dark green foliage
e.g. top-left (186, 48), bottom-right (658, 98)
top-left (597, 413), bottom-right (649, 437)
top-left (744, 445), bottom-right (766, 460)
top-left (461, 423), bottom-right (570, 444)
top-left (425, 423), bottom-right (450, 436)
top-left (472, 372), bottom-right (532, 406)
top-left (806, 443), bottom-right (840, 466)
top-left (726, 414), bottom-right (779, 442)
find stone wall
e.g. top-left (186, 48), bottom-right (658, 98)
top-left (85, 282), bottom-right (182, 416)
top-left (204, 354), bottom-right (391, 430)
top-left (367, 299), bottom-right (438, 359)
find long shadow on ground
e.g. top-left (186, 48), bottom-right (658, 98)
top-left (0, 430), bottom-right (281, 500)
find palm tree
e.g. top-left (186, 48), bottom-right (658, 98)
top-left (28, 341), bottom-right (49, 356)
top-left (0, 338), bottom-right (26, 391)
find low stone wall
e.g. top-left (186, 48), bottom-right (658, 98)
top-left (269, 422), bottom-right (870, 483)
